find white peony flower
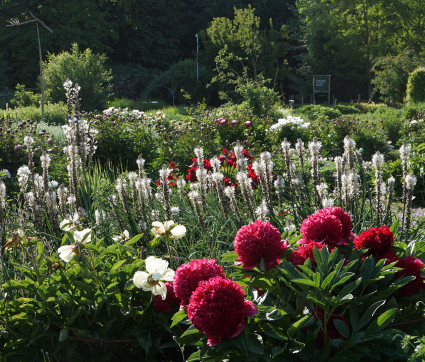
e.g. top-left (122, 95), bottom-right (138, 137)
top-left (151, 220), bottom-right (186, 239)
top-left (60, 213), bottom-right (80, 231)
top-left (57, 228), bottom-right (92, 262)
top-left (112, 230), bottom-right (130, 242)
top-left (133, 256), bottom-right (174, 300)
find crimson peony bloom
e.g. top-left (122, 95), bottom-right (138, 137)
top-left (395, 256), bottom-right (425, 297)
top-left (300, 207), bottom-right (354, 247)
top-left (187, 276), bottom-right (258, 346)
top-left (234, 220), bottom-right (288, 270)
top-left (153, 281), bottom-right (181, 313)
top-left (290, 241), bottom-right (324, 266)
top-left (353, 225), bottom-right (394, 261)
top-left (173, 259), bottom-right (225, 309)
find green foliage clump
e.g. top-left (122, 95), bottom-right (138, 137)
top-left (1, 103), bottom-right (67, 125)
top-left (406, 67), bottom-right (425, 104)
top-left (43, 43), bottom-right (112, 111)
top-left (88, 109), bottom-right (159, 171)
top-left (10, 84), bottom-right (42, 108)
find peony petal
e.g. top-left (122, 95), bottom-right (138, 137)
top-left (164, 220), bottom-right (175, 231)
top-left (151, 222), bottom-right (165, 236)
top-left (58, 245), bottom-right (75, 262)
top-left (74, 228), bottom-right (92, 244)
top-left (170, 225), bottom-right (186, 239)
top-left (151, 282), bottom-right (167, 300)
top-left (162, 269), bottom-right (175, 281)
top-left (133, 271), bottom-right (149, 289)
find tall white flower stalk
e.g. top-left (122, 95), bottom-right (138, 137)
top-left (403, 173), bottom-right (417, 240)
top-left (399, 140), bottom-right (412, 230)
top-left (159, 165), bottom-right (172, 220)
top-left (0, 181), bottom-right (5, 224)
top-left (236, 172), bottom-right (256, 219)
top-left (343, 136), bottom-right (356, 171)
top-left (224, 186), bottom-right (243, 224)
top-left (40, 151), bottom-right (51, 193)
top-left (309, 137), bottom-right (322, 207)
top-left (212, 172), bottom-right (229, 215)
top-left (281, 139), bottom-right (292, 187)
top-left (372, 151), bottom-right (385, 222)
top-left (384, 177), bottom-right (395, 222)
top-left (188, 188), bottom-right (205, 229)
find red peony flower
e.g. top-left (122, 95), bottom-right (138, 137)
top-left (234, 220), bottom-right (288, 270)
top-left (300, 207), bottom-right (354, 247)
top-left (187, 276), bottom-right (258, 346)
top-left (395, 256), bottom-right (425, 297)
top-left (153, 281), bottom-right (181, 313)
top-left (173, 259), bottom-right (225, 309)
top-left (353, 225), bottom-right (394, 261)
top-left (290, 241), bottom-right (324, 266)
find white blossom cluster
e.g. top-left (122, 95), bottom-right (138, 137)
top-left (270, 116), bottom-right (310, 132)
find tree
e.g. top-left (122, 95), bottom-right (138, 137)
top-left (43, 43), bottom-right (112, 111)
top-left (203, 6), bottom-right (289, 103)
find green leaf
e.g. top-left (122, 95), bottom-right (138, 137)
top-left (288, 314), bottom-right (311, 337)
top-left (360, 256), bottom-right (375, 280)
top-left (262, 324), bottom-right (288, 341)
top-left (358, 300), bottom-right (386, 330)
top-left (366, 308), bottom-right (397, 335)
top-left (36, 241), bottom-right (44, 264)
top-left (187, 351), bottom-right (201, 361)
top-left (221, 251), bottom-right (238, 263)
top-left (390, 220), bottom-right (399, 234)
top-left (124, 233), bottom-right (143, 246)
top-left (313, 272), bottom-right (321, 287)
top-left (292, 278), bottom-right (316, 287)
top-left (171, 309), bottom-right (187, 328)
top-left (333, 319), bottom-right (350, 339)
top-left (321, 270), bottom-right (337, 290)
top-left (179, 326), bottom-right (202, 344)
top-left (337, 278), bottom-right (362, 300)
top-left (59, 329), bottom-right (68, 342)
top-left (110, 260), bottom-right (126, 274)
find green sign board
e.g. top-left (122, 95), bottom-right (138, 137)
top-left (314, 75), bottom-right (329, 94)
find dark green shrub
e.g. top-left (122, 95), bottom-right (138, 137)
top-left (1, 103), bottom-right (67, 125)
top-left (406, 67), bottom-right (425, 104)
top-left (43, 43), bottom-right (112, 111)
top-left (372, 49), bottom-right (423, 105)
top-left (294, 104), bottom-right (342, 121)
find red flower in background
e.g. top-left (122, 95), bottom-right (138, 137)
top-left (153, 281), bottom-right (181, 313)
top-left (353, 225), bottom-right (394, 261)
top-left (185, 157), bottom-right (213, 182)
top-left (395, 256), bottom-right (425, 297)
top-left (290, 241), bottom-right (324, 266)
top-left (187, 276), bottom-right (258, 346)
top-left (173, 259), bottom-right (225, 309)
top-left (300, 207), bottom-right (354, 247)
top-left (234, 220), bottom-right (287, 270)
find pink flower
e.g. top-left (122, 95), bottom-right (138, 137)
top-left (300, 207), bottom-right (354, 247)
top-left (230, 120), bottom-right (239, 125)
top-left (353, 225), bottom-right (394, 261)
top-left (173, 259), bottom-right (225, 309)
top-left (395, 256), bottom-right (425, 297)
top-left (187, 276), bottom-right (258, 346)
top-left (234, 220), bottom-right (288, 270)
top-left (153, 281), bottom-right (181, 313)
top-left (244, 120), bottom-right (252, 128)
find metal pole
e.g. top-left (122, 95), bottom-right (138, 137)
top-left (195, 33), bottom-right (199, 83)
